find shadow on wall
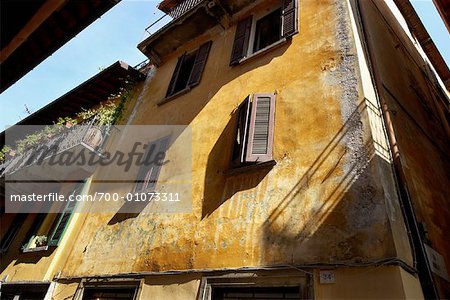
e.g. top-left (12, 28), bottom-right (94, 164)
top-left (108, 42), bottom-right (291, 223)
top-left (202, 109), bottom-right (272, 219)
top-left (259, 100), bottom-right (398, 264)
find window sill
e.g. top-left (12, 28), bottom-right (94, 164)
top-left (236, 38), bottom-right (288, 66)
top-left (157, 87), bottom-right (192, 106)
top-left (224, 160), bottom-right (276, 176)
top-left (22, 245), bottom-right (49, 253)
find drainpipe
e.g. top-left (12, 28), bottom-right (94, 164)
top-left (354, 0), bottom-right (439, 298)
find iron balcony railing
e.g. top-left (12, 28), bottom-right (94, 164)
top-left (167, 0), bottom-right (204, 19)
top-left (144, 0), bottom-right (206, 36)
top-left (1, 116), bottom-right (111, 177)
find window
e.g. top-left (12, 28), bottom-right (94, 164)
top-left (134, 135), bottom-right (171, 192)
top-left (166, 41), bottom-right (212, 98)
top-left (0, 283), bottom-right (50, 300)
top-left (230, 0), bottom-right (298, 65)
top-left (231, 93), bottom-right (276, 168)
top-left (76, 281), bottom-right (140, 300)
top-left (20, 182), bottom-right (83, 252)
top-left (82, 287), bottom-right (137, 300)
top-left (212, 286), bottom-right (301, 300)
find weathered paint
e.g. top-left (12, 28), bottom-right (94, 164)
top-left (55, 0), bottom-right (401, 277)
top-left (3, 0), bottom-right (448, 298)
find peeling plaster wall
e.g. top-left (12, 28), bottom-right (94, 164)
top-left (56, 0), bottom-right (408, 279)
top-left (357, 0), bottom-right (450, 297)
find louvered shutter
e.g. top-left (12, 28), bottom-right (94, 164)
top-left (230, 16), bottom-right (252, 65)
top-left (48, 183), bottom-right (83, 246)
top-left (245, 93), bottom-right (276, 162)
top-left (187, 41), bottom-right (212, 87)
top-left (135, 135), bottom-right (171, 192)
top-left (231, 96), bottom-right (251, 167)
top-left (281, 0), bottom-right (298, 38)
top-left (166, 53), bottom-right (186, 97)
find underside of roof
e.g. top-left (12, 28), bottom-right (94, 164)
top-left (394, 0), bottom-right (450, 90)
top-left (0, 61), bottom-right (145, 145)
top-left (0, 0), bottom-right (120, 94)
top-left (432, 0), bottom-right (450, 33)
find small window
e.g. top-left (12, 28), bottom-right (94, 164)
top-left (212, 286), bottom-right (301, 300)
top-left (134, 135), bottom-right (171, 193)
top-left (20, 182), bottom-right (83, 251)
top-left (82, 287), bottom-right (137, 300)
top-left (0, 283), bottom-right (50, 300)
top-left (166, 41), bottom-right (212, 98)
top-left (230, 0), bottom-right (298, 65)
top-left (231, 93), bottom-right (276, 168)
top-left (253, 8), bottom-right (282, 52)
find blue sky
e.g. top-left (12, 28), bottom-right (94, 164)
top-left (0, 0), bottom-right (448, 130)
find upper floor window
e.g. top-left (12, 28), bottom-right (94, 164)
top-left (230, 0), bottom-right (299, 65)
top-left (165, 41), bottom-right (212, 99)
top-left (134, 135), bottom-right (171, 193)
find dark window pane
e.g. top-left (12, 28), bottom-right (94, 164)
top-left (173, 52), bottom-right (196, 94)
top-left (83, 287), bottom-right (136, 300)
top-left (212, 286), bottom-right (300, 300)
top-left (253, 9), bottom-right (282, 52)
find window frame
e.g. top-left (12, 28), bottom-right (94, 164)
top-left (74, 279), bottom-right (143, 300)
top-left (230, 93), bottom-right (276, 170)
top-left (197, 273), bottom-right (310, 300)
top-left (162, 40), bottom-right (212, 104)
top-left (230, 0), bottom-right (299, 66)
top-left (133, 135), bottom-right (171, 194)
top-left (247, 5), bottom-right (283, 56)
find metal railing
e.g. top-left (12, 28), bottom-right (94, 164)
top-left (144, 0), bottom-right (206, 36)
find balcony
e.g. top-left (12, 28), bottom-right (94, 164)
top-left (1, 117), bottom-right (110, 182)
top-left (138, 0), bottom-right (255, 64)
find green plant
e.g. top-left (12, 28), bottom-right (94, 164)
top-left (1, 78), bottom-right (136, 163)
top-left (35, 235), bottom-right (48, 247)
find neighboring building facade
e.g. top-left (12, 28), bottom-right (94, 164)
top-left (1, 0), bottom-right (449, 299)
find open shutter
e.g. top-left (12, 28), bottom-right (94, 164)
top-left (245, 93), bottom-right (276, 163)
top-left (135, 135), bottom-right (171, 192)
top-left (166, 53), bottom-right (186, 97)
top-left (187, 41), bottom-right (212, 87)
top-left (281, 0), bottom-right (298, 38)
top-left (231, 96), bottom-right (251, 167)
top-left (48, 183), bottom-right (82, 246)
top-left (230, 16), bottom-right (252, 65)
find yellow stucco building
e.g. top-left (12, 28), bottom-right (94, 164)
top-left (1, 0), bottom-right (449, 299)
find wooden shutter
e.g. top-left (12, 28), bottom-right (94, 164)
top-left (230, 16), bottom-right (252, 65)
top-left (166, 53), bottom-right (186, 97)
top-left (231, 96), bottom-right (251, 167)
top-left (187, 41), bottom-right (212, 87)
top-left (245, 93), bottom-right (276, 163)
top-left (48, 183), bottom-right (82, 246)
top-left (135, 135), bottom-right (171, 192)
top-left (281, 0), bottom-right (298, 38)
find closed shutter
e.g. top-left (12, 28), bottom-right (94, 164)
top-left (281, 0), bottom-right (298, 38)
top-left (48, 183), bottom-right (84, 246)
top-left (231, 96), bottom-right (251, 167)
top-left (245, 93), bottom-right (276, 162)
top-left (187, 40), bottom-right (212, 87)
top-left (230, 16), bottom-right (252, 65)
top-left (166, 53), bottom-right (186, 97)
top-left (135, 135), bottom-right (171, 192)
